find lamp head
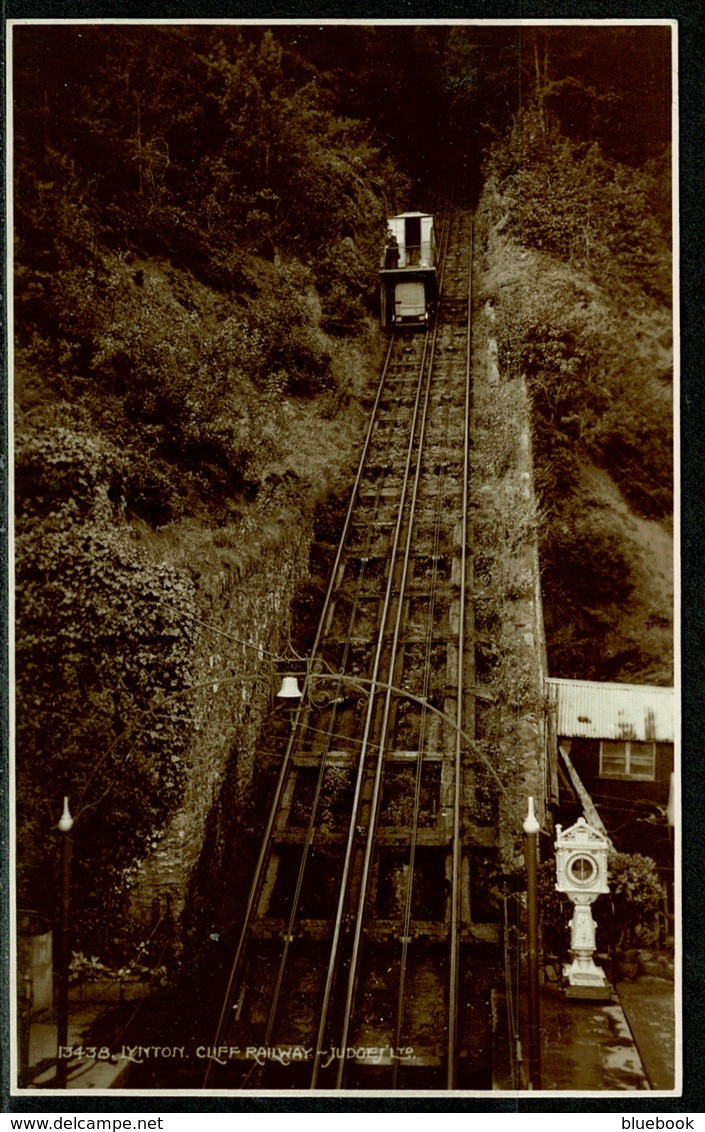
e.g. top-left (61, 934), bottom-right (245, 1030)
top-left (523, 796), bottom-right (540, 835)
top-left (277, 676), bottom-right (303, 700)
top-left (58, 796), bottom-right (74, 833)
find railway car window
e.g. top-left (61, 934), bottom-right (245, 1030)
top-left (405, 216), bottom-right (421, 265)
top-left (394, 281), bottom-right (426, 322)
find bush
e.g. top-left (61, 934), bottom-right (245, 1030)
top-left (15, 425), bottom-right (199, 934)
top-left (320, 281), bottom-right (367, 336)
top-left (542, 506), bottom-right (635, 611)
top-left (606, 851), bottom-right (664, 950)
top-left (540, 500), bottom-right (637, 680)
top-left (492, 110), bottom-right (670, 298)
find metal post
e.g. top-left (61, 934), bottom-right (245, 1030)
top-left (523, 796), bottom-right (541, 1090)
top-left (56, 797), bottom-right (74, 1088)
top-left (19, 973), bottom-right (32, 1087)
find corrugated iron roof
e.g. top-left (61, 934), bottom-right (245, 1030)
top-left (546, 678), bottom-right (674, 742)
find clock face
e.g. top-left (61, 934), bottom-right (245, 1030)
top-left (567, 854), bottom-right (598, 887)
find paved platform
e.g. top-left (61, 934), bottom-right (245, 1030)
top-left (493, 979), bottom-right (662, 1093)
top-left (20, 1006), bottom-right (130, 1091)
top-left (539, 982), bottom-right (650, 1091)
top-left (616, 976), bottom-right (676, 1091)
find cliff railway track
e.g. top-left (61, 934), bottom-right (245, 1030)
top-left (204, 207), bottom-right (506, 1091)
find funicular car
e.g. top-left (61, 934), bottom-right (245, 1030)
top-left (379, 212), bottom-right (438, 329)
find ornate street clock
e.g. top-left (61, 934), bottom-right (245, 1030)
top-left (554, 817), bottom-right (611, 998)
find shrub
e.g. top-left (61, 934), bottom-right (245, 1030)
top-left (15, 425), bottom-right (199, 935)
top-left (606, 851), bottom-right (664, 949)
top-left (320, 281), bottom-right (367, 336)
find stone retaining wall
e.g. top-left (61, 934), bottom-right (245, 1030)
top-left (129, 516), bottom-right (312, 948)
top-left (471, 205), bottom-right (550, 868)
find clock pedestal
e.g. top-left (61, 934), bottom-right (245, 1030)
top-left (563, 897), bottom-right (609, 993)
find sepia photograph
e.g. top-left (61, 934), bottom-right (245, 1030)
top-left (10, 18), bottom-right (677, 1097)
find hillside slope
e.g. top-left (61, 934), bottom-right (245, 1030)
top-left (580, 463), bottom-right (673, 685)
top-left (476, 116), bottom-right (673, 685)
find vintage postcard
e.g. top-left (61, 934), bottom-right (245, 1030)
top-left (8, 18), bottom-right (678, 1101)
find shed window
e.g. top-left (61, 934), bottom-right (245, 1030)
top-left (599, 740), bottom-right (655, 780)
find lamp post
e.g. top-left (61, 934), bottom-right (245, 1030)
top-left (18, 970), bottom-right (32, 1088)
top-left (523, 796), bottom-right (541, 1090)
top-left (56, 797), bottom-right (74, 1088)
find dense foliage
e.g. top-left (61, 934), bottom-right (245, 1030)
top-left (607, 851), bottom-right (665, 948)
top-left (444, 25), bottom-right (670, 162)
top-left (487, 103), bottom-right (672, 512)
top-left (15, 26), bottom-right (403, 289)
top-left (477, 34), bottom-right (672, 681)
top-left (16, 423), bottom-right (198, 943)
top-left (440, 24), bottom-right (672, 681)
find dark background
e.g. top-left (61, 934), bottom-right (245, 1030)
top-left (1, 0), bottom-right (702, 1117)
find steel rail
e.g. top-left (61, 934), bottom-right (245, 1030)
top-left (202, 334), bottom-right (396, 1088)
top-left (310, 322), bottom-right (434, 1088)
top-left (293, 673), bottom-right (510, 805)
top-left (309, 205), bottom-right (456, 1085)
top-left (333, 310), bottom-right (439, 1088)
top-left (253, 411), bottom-right (411, 1068)
top-left (390, 364), bottom-right (451, 1088)
top-left (241, 334), bottom-right (430, 1089)
top-left (236, 380), bottom-right (418, 1089)
top-left (205, 207), bottom-right (482, 1091)
top-left (309, 212), bottom-right (454, 1088)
